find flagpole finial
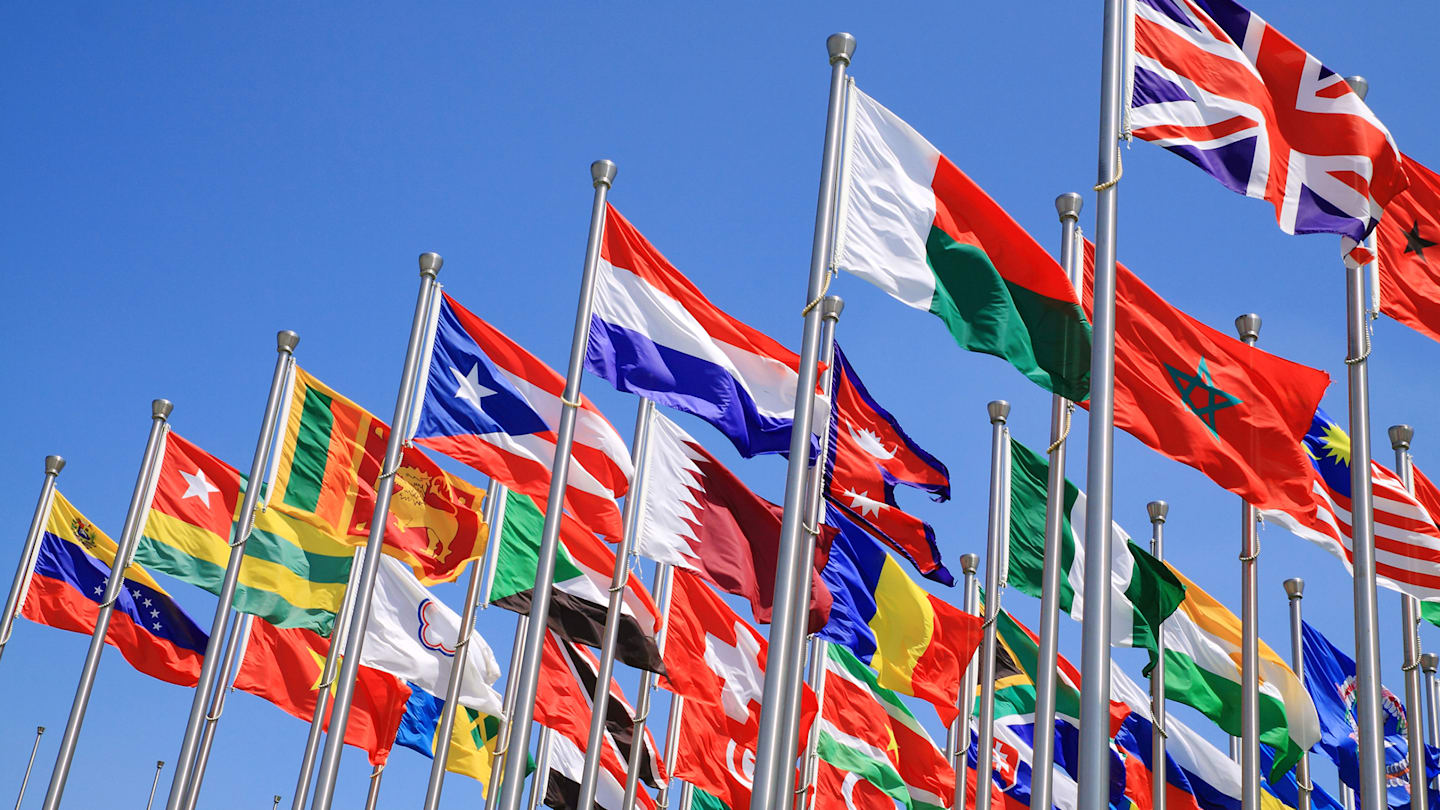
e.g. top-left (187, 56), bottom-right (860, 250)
top-left (152, 399), bottom-right (173, 420)
top-left (1234, 314), bottom-right (1262, 343)
top-left (591, 160), bottom-right (617, 189)
top-left (1422, 653), bottom-right (1438, 674)
top-left (820, 295), bottom-right (845, 321)
top-left (1146, 500), bottom-right (1168, 523)
top-left (960, 553), bottom-right (979, 575)
top-left (1346, 75), bottom-right (1370, 101)
top-left (987, 400), bottom-right (1010, 424)
top-left (276, 330), bottom-right (300, 354)
top-left (1283, 577), bottom-right (1304, 599)
top-left (44, 455), bottom-right (65, 475)
top-left (1389, 425), bottom-right (1414, 451)
top-left (827, 33), bottom-right (856, 65)
top-left (418, 252), bottom-right (444, 279)
top-left (1055, 192), bottom-right (1084, 221)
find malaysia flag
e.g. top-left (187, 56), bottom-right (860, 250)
top-left (412, 292), bottom-right (632, 542)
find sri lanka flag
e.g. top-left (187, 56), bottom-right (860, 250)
top-left (20, 491), bottom-right (207, 686)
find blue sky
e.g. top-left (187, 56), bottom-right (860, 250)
top-left (4, 2), bottom-right (1440, 807)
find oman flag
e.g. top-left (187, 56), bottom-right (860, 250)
top-left (834, 85), bottom-right (1091, 401)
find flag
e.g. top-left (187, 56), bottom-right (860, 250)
top-left (1006, 437), bottom-right (1186, 656)
top-left (233, 618), bottom-right (410, 766)
top-left (634, 410), bottom-right (832, 632)
top-left (267, 366), bottom-right (489, 583)
top-left (1083, 242), bottom-right (1330, 514)
top-left (490, 491), bottom-right (664, 672)
top-left (21, 491), bottom-right (208, 686)
top-left (587, 204), bottom-right (821, 458)
top-left (833, 85), bottom-right (1091, 401)
top-left (814, 756), bottom-right (900, 810)
top-left (1262, 408), bottom-right (1440, 601)
top-left (394, 685), bottom-right (504, 792)
top-left (817, 504), bottom-right (982, 726)
top-left (1129, 0), bottom-right (1406, 241)
top-left (359, 554), bottom-right (504, 716)
top-left (816, 643), bottom-right (955, 810)
top-left (135, 431), bottom-right (352, 634)
top-left (414, 292), bottom-right (632, 540)
top-left (1376, 154), bottom-right (1440, 344)
top-left (825, 344), bottom-right (953, 585)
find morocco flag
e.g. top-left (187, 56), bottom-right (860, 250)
top-left (834, 85), bottom-right (1091, 401)
top-left (1377, 153), bottom-right (1440, 345)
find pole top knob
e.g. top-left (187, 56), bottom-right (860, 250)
top-left (156, 760), bottom-right (165, 768)
top-left (1389, 424), bottom-right (1415, 451)
top-left (152, 399), bottom-right (174, 420)
top-left (1147, 500), bottom-right (1169, 523)
top-left (418, 252), bottom-right (444, 278)
top-left (1055, 192), bottom-right (1084, 220)
top-left (1283, 577), bottom-right (1304, 599)
top-left (1422, 652), bottom-right (1439, 673)
top-left (276, 330), bottom-right (300, 354)
top-left (591, 160), bottom-right (618, 188)
top-left (1346, 75), bottom-right (1370, 101)
top-left (827, 33), bottom-right (856, 65)
top-left (960, 552), bottom-right (979, 575)
top-left (36, 726), bottom-right (44, 734)
top-left (820, 295), bottom-right (845, 321)
top-left (987, 400), bottom-right (1010, 423)
top-left (1234, 313), bottom-right (1262, 343)
top-left (44, 455), bottom-right (66, 475)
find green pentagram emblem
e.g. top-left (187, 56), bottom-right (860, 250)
top-left (1164, 357), bottom-right (1242, 435)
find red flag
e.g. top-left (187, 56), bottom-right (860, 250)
top-left (812, 758), bottom-right (896, 810)
top-left (1377, 153), bottom-right (1440, 344)
top-left (1083, 242), bottom-right (1330, 513)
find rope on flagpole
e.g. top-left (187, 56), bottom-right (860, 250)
top-left (1346, 315), bottom-right (1375, 365)
top-left (801, 269), bottom-right (836, 317)
top-left (1046, 403), bottom-right (1075, 455)
top-left (1095, 148), bottom-right (1124, 191)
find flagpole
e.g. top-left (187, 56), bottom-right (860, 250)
top-left (975, 401), bottom-right (1012, 810)
top-left (495, 160), bottom-right (616, 810)
top-left (0, 455), bottom-right (64, 666)
top-left (949, 551), bottom-right (981, 810)
top-left (422, 485), bottom-right (512, 810)
top-left (363, 764), bottom-right (383, 810)
top-left (657, 674), bottom-right (686, 810)
top-left (1234, 314), bottom-right (1262, 810)
top-left (796, 638), bottom-right (830, 810)
top-left (774, 293), bottom-right (845, 810)
top-left (478, 485), bottom-right (510, 610)
top-left (1029, 191), bottom-right (1085, 810)
top-left (1148, 501), bottom-right (1169, 810)
top-left (622, 561), bottom-right (676, 810)
top-left (486, 613), bottom-right (529, 810)
top-left (40, 399), bottom-right (171, 809)
top-left (1283, 579), bottom-right (1311, 810)
top-left (308, 253), bottom-right (442, 810)
top-left (146, 761), bottom-right (165, 810)
top-left (1387, 424), bottom-right (1428, 810)
top-left (576, 397), bottom-right (657, 810)
top-left (750, 33), bottom-right (854, 810)
top-left (528, 729), bottom-right (554, 810)
top-left (1423, 652), bottom-right (1440, 792)
top-left (182, 613), bottom-right (256, 810)
top-left (14, 726), bottom-right (44, 809)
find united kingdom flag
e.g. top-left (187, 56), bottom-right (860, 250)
top-left (1129, 0), bottom-right (1407, 242)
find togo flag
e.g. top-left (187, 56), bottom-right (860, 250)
top-left (834, 85), bottom-right (1091, 401)
top-left (1005, 437), bottom-right (1185, 655)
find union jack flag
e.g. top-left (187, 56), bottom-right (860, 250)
top-left (1129, 0), bottom-right (1407, 241)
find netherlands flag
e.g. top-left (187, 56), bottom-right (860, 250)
top-left (585, 204), bottom-right (822, 458)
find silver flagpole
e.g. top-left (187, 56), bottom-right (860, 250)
top-left (774, 294), bottom-right (845, 810)
top-left (0, 455), bottom-right (65, 665)
top-left (657, 672), bottom-right (686, 810)
top-left (1424, 653), bottom-right (1440, 792)
top-left (495, 160), bottom-right (616, 810)
top-left (749, 32), bottom-right (853, 810)
top-left (169, 331), bottom-right (298, 809)
top-left (1029, 191), bottom-right (1085, 810)
top-left (576, 398), bottom-right (658, 810)
top-left (273, 796), bottom-right (282, 809)
top-left (1235, 314), bottom-right (1262, 810)
top-left (363, 765), bottom-right (383, 810)
top-left (422, 486), bottom-right (511, 810)
top-left (146, 761), bottom-right (165, 810)
top-left (41, 398), bottom-right (172, 810)
top-left (949, 552), bottom-right (981, 810)
top-left (1148, 501), bottom-right (1169, 810)
top-left (479, 485), bottom-right (510, 610)
top-left (183, 613), bottom-right (256, 810)
top-left (975, 401), bottom-right (1012, 810)
top-left (291, 551), bottom-right (364, 810)
top-left (1339, 782), bottom-right (1355, 810)
top-left (308, 253), bottom-right (442, 810)
top-left (797, 638), bottom-right (830, 810)
top-left (528, 729), bottom-right (554, 810)
top-left (1388, 424), bottom-right (1428, 810)
top-left (1283, 579), bottom-right (1311, 810)
top-left (622, 562), bottom-right (676, 810)
top-left (14, 726), bottom-right (44, 809)
top-left (1229, 738), bottom-right (1240, 764)
top-left (487, 613), bottom-right (529, 810)
top-left (1341, 71), bottom-right (1387, 810)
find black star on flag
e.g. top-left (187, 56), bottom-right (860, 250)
top-left (1404, 220), bottom-right (1437, 264)
top-left (1164, 357), bottom-right (1242, 434)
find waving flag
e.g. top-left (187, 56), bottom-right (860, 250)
top-left (414, 293), bottom-right (632, 541)
top-left (394, 686), bottom-right (504, 792)
top-left (1129, 0), bottom-right (1405, 240)
top-left (587, 205), bottom-right (818, 458)
top-left (826, 344), bottom-right (953, 585)
top-left (1376, 154), bottom-right (1440, 344)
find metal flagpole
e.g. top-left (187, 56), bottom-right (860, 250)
top-left (1387, 424), bottom-right (1429, 810)
top-left (1339, 783), bottom-right (1355, 810)
top-left (487, 613), bottom-right (529, 810)
top-left (528, 729), bottom-right (554, 810)
top-left (1234, 314), bottom-right (1262, 810)
top-left (146, 761), bottom-right (165, 810)
top-left (291, 551), bottom-right (364, 810)
top-left (749, 32), bottom-right (854, 810)
top-left (657, 670), bottom-right (686, 810)
top-left (797, 638), bottom-right (830, 810)
top-left (1340, 71), bottom-right (1388, 810)
top-left (363, 765), bottom-right (383, 810)
top-left (308, 253), bottom-right (442, 810)
top-left (1148, 501), bottom-right (1169, 810)
top-left (273, 796), bottom-right (283, 809)
top-left (0, 455), bottom-right (64, 666)
top-left (167, 331), bottom-right (298, 809)
top-left (1424, 653), bottom-right (1440, 792)
top-left (1228, 738), bottom-right (1240, 763)
top-left (1029, 191), bottom-right (1085, 810)
top-left (1283, 579), bottom-right (1312, 810)
top-left (774, 294), bottom-right (845, 810)
top-left (495, 160), bottom-right (617, 810)
top-left (183, 613), bottom-right (256, 810)
top-left (576, 398), bottom-right (657, 810)
top-left (622, 561), bottom-right (676, 810)
top-left (947, 552), bottom-right (981, 810)
top-left (422, 486), bottom-right (512, 810)
top-left (41, 399), bottom-right (172, 810)
top-left (975, 401), bottom-right (1012, 810)
top-left (14, 726), bottom-right (44, 809)
top-left (479, 485), bottom-right (510, 610)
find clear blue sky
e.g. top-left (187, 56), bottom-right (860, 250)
top-left (3, 2), bottom-right (1439, 807)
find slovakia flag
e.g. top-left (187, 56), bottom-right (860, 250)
top-left (586, 204), bottom-right (823, 458)
top-left (413, 293), bottom-right (632, 542)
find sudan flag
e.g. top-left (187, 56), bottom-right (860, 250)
top-left (834, 85), bottom-right (1091, 401)
top-left (1377, 153), bottom-right (1440, 345)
